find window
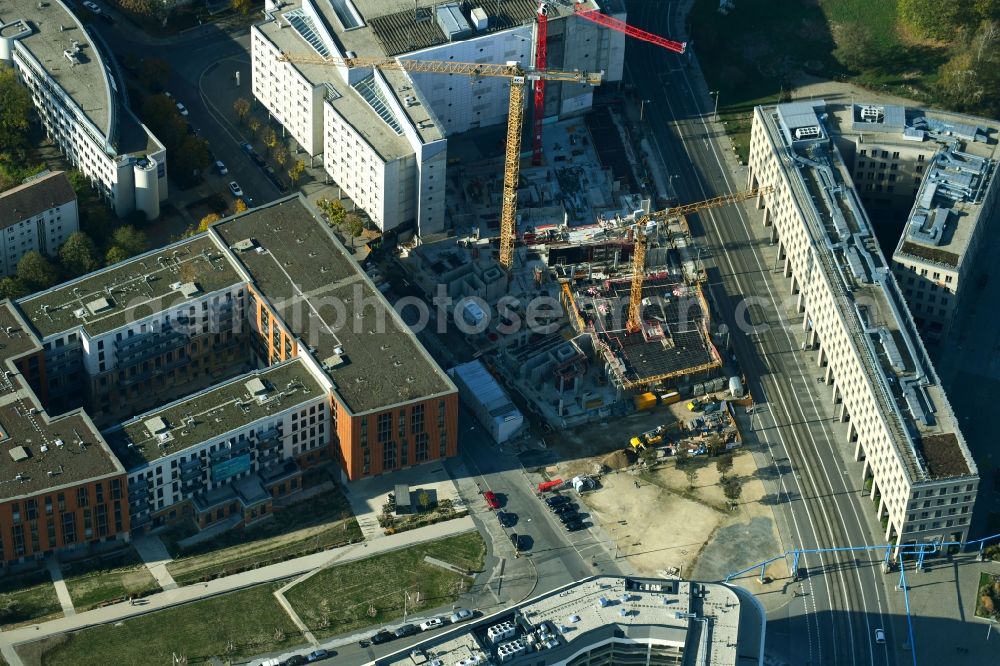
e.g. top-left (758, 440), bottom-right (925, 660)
top-left (382, 440), bottom-right (397, 470)
top-left (377, 413), bottom-right (391, 443)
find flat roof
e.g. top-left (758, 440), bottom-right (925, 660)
top-left (761, 102), bottom-right (976, 482)
top-left (213, 196), bottom-right (455, 414)
top-left (827, 104), bottom-right (1000, 270)
top-left (254, 0), bottom-right (443, 149)
top-left (371, 575), bottom-right (758, 666)
top-left (107, 359), bottom-right (324, 468)
top-left (0, 0), bottom-right (112, 138)
top-left (0, 371), bottom-right (122, 501)
top-left (18, 234), bottom-right (244, 339)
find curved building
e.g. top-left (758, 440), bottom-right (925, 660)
top-left (0, 0), bottom-right (167, 219)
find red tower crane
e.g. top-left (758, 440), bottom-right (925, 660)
top-left (531, 3), bottom-right (550, 166)
top-left (573, 6), bottom-right (687, 54)
top-left (530, 5), bottom-right (687, 167)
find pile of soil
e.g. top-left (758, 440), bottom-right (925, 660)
top-left (602, 449), bottom-right (631, 470)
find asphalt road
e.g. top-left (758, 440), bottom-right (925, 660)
top-left (622, 2), bottom-right (904, 665)
top-left (87, 3), bottom-right (281, 207)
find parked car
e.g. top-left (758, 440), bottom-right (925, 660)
top-left (82, 1), bottom-right (101, 12)
top-left (280, 656), bottom-right (307, 666)
top-left (229, 181), bottom-right (244, 197)
top-left (497, 511), bottom-right (516, 528)
top-left (483, 491), bottom-right (500, 510)
top-left (370, 630), bottom-right (394, 645)
top-left (552, 503), bottom-right (577, 515)
top-left (449, 608), bottom-right (474, 624)
top-left (241, 142), bottom-right (254, 154)
top-left (419, 617), bottom-right (444, 631)
top-left (564, 520), bottom-right (586, 532)
top-left (215, 160), bottom-right (228, 175)
top-left (874, 628), bottom-right (886, 645)
top-left (545, 494), bottom-right (570, 508)
top-left (558, 511), bottom-right (579, 524)
top-left (306, 649), bottom-right (330, 662)
top-left (175, 102), bottom-right (188, 116)
top-left (394, 624), bottom-right (418, 638)
top-left (357, 639), bottom-right (371, 648)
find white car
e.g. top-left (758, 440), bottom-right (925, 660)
top-left (419, 617), bottom-right (443, 631)
top-left (228, 181), bottom-right (244, 197)
top-left (449, 608), bottom-right (473, 624)
top-left (176, 102), bottom-right (189, 117)
top-left (83, 1), bottom-right (102, 13)
top-left (874, 628), bottom-right (886, 644)
top-left (215, 160), bottom-right (228, 176)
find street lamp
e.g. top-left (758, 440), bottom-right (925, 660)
top-left (710, 90), bottom-right (720, 121)
top-left (639, 98), bottom-right (651, 122)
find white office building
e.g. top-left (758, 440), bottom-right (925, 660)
top-left (251, 0), bottom-right (625, 237)
top-left (748, 101), bottom-right (978, 550)
top-left (0, 0), bottom-right (167, 220)
top-left (0, 170), bottom-right (78, 276)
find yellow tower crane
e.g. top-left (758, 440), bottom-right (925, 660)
top-left (275, 53), bottom-right (603, 269)
top-left (626, 185), bottom-right (775, 333)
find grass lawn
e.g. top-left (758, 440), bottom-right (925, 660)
top-left (61, 548), bottom-right (160, 610)
top-left (286, 532), bottom-right (486, 638)
top-left (686, 0), bottom-right (947, 161)
top-left (976, 571), bottom-right (1000, 619)
top-left (166, 486), bottom-right (361, 585)
top-left (0, 568), bottom-right (61, 628)
top-left (39, 582), bottom-right (300, 666)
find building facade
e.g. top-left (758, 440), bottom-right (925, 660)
top-left (0, 0), bottom-right (167, 220)
top-left (250, 0), bottom-right (623, 237)
top-left (748, 102), bottom-right (978, 549)
top-left (0, 170), bottom-right (78, 277)
top-left (0, 194), bottom-right (458, 544)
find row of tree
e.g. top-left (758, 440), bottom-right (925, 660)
top-left (232, 98), bottom-right (307, 186)
top-left (0, 226), bottom-right (149, 300)
top-left (140, 94), bottom-right (210, 185)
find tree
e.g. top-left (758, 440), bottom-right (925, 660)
top-left (674, 447), bottom-right (689, 467)
top-left (197, 213), bottom-right (221, 233)
top-left (248, 116), bottom-right (262, 137)
top-left (715, 454), bottom-right (734, 479)
top-left (263, 128), bottom-right (278, 155)
top-left (118, 0), bottom-right (154, 14)
top-left (105, 246), bottom-right (129, 265)
top-left (0, 68), bottom-right (33, 153)
top-left (172, 135), bottom-right (211, 178)
top-left (139, 57), bottom-right (170, 91)
top-left (684, 466), bottom-right (699, 490)
top-left (111, 226), bottom-right (149, 258)
top-left (234, 199), bottom-right (248, 213)
top-left (232, 0), bottom-right (252, 15)
top-left (140, 94), bottom-right (186, 151)
top-left (274, 144), bottom-right (289, 168)
top-left (0, 277), bottom-right (29, 300)
top-left (16, 252), bottom-right (58, 291)
top-left (233, 98), bottom-right (251, 124)
top-left (288, 159), bottom-right (305, 186)
top-left (59, 231), bottom-right (100, 277)
top-left (723, 477), bottom-right (743, 504)
top-left (937, 51), bottom-right (985, 111)
top-left (317, 198), bottom-right (346, 226)
top-left (418, 490), bottom-right (431, 512)
top-left (345, 212), bottom-right (365, 237)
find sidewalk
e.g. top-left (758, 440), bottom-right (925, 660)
top-left (44, 557), bottom-right (75, 617)
top-left (132, 535), bottom-right (179, 591)
top-left (1, 517), bottom-right (476, 650)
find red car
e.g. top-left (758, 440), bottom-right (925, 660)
top-left (484, 491), bottom-right (500, 510)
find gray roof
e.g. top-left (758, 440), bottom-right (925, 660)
top-left (0, 0), bottom-right (113, 138)
top-left (213, 195), bottom-right (456, 414)
top-left (107, 359), bottom-right (325, 468)
top-left (18, 234), bottom-right (244, 339)
top-left (0, 171), bottom-right (76, 228)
